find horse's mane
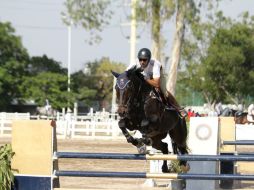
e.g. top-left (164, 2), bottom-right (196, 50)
top-left (124, 66), bottom-right (154, 111)
top-left (126, 66), bottom-right (148, 87)
top-left (126, 66), bottom-right (142, 78)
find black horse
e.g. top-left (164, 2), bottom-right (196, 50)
top-left (111, 67), bottom-right (189, 173)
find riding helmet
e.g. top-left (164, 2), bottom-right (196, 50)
top-left (137, 48), bottom-right (151, 62)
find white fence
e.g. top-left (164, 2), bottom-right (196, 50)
top-left (0, 112), bottom-right (123, 139)
top-left (56, 119), bottom-right (122, 139)
top-left (2, 112), bottom-right (254, 140)
top-left (236, 124), bottom-right (254, 140)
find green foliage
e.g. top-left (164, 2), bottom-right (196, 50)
top-left (62, 0), bottom-right (113, 44)
top-left (135, 0), bottom-right (176, 58)
top-left (136, 0), bottom-right (175, 22)
top-left (71, 57), bottom-right (125, 110)
top-left (0, 22), bottom-right (29, 64)
top-left (16, 54), bottom-right (70, 110)
top-left (19, 72), bottom-right (71, 110)
top-left (176, 83), bottom-right (205, 106)
top-left (181, 13), bottom-right (254, 106)
top-left (0, 144), bottom-right (15, 190)
top-left (0, 22), bottom-right (29, 110)
top-left (201, 22), bottom-right (254, 104)
top-left (0, 21), bottom-right (126, 111)
top-left (168, 160), bottom-right (183, 173)
top-left (28, 55), bottom-right (67, 76)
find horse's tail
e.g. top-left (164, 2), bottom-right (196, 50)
top-left (165, 91), bottom-right (180, 107)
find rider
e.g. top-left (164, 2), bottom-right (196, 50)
top-left (247, 104), bottom-right (254, 123)
top-left (127, 48), bottom-right (185, 127)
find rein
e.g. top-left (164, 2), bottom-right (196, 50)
top-left (127, 82), bottom-right (142, 109)
top-left (117, 78), bottom-right (142, 115)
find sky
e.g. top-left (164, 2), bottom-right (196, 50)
top-left (0, 0), bottom-right (254, 73)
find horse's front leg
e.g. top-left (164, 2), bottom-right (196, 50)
top-left (118, 119), bottom-right (139, 146)
top-left (138, 133), bottom-right (152, 146)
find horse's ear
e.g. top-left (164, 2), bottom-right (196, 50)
top-left (135, 67), bottom-right (143, 73)
top-left (132, 65), bottom-right (137, 71)
top-left (126, 65), bottom-right (136, 73)
top-left (111, 70), bottom-right (120, 78)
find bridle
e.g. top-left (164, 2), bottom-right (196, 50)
top-left (116, 74), bottom-right (142, 117)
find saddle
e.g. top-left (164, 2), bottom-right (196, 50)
top-left (152, 88), bottom-right (187, 118)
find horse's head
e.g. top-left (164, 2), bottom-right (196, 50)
top-left (111, 67), bottom-right (143, 118)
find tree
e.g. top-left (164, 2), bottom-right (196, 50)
top-left (62, 0), bottom-right (113, 44)
top-left (166, 0), bottom-right (187, 95)
top-left (0, 22), bottom-right (29, 110)
top-left (23, 55), bottom-right (72, 110)
top-left (71, 70), bottom-right (97, 107)
top-left (71, 58), bottom-right (125, 111)
top-left (20, 72), bottom-right (71, 110)
top-left (15, 54), bottom-right (71, 110)
top-left (136, 0), bottom-right (175, 60)
top-left (203, 22), bottom-right (254, 105)
top-left (28, 55), bottom-right (67, 75)
top-left (134, 0), bottom-right (200, 95)
top-left (181, 13), bottom-right (254, 107)
top-left (0, 22), bottom-right (73, 111)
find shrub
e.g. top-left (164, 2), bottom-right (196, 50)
top-left (0, 144), bottom-right (15, 190)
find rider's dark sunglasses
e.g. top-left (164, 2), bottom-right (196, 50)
top-left (139, 58), bottom-right (148, 62)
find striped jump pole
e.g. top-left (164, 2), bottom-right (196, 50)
top-left (222, 140), bottom-right (254, 145)
top-left (54, 152), bottom-right (254, 161)
top-left (54, 170), bottom-right (254, 180)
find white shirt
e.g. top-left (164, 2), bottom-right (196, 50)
top-left (126, 58), bottom-right (162, 79)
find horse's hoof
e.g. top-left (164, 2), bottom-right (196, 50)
top-left (181, 163), bottom-right (190, 173)
top-left (137, 144), bottom-right (146, 154)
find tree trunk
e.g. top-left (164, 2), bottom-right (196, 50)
top-left (151, 0), bottom-right (161, 60)
top-left (166, 0), bottom-right (186, 95)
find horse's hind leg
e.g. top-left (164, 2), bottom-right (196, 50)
top-left (169, 118), bottom-right (189, 171)
top-left (151, 136), bottom-right (169, 173)
top-left (171, 141), bottom-right (188, 166)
